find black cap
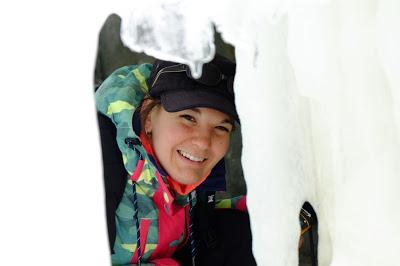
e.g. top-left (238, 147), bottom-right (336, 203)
top-left (148, 54), bottom-right (239, 122)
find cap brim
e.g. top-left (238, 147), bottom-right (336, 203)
top-left (160, 89), bottom-right (239, 122)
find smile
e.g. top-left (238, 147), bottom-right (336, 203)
top-left (178, 150), bottom-right (207, 162)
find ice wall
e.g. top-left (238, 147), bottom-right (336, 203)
top-left (119, 0), bottom-right (400, 265)
top-left (288, 2), bottom-right (400, 265)
top-left (0, 2), bottom-right (114, 265)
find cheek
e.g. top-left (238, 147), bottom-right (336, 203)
top-left (214, 137), bottom-right (230, 158)
top-left (152, 124), bottom-right (182, 156)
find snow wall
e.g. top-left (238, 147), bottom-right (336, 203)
top-left (118, 0), bottom-right (400, 265)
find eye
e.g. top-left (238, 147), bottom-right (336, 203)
top-left (215, 125), bottom-right (231, 133)
top-left (180, 114), bottom-right (196, 123)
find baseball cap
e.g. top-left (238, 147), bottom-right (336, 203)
top-left (147, 54), bottom-right (239, 122)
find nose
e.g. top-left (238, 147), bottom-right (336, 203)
top-left (191, 127), bottom-right (212, 151)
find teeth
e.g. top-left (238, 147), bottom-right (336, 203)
top-left (179, 150), bottom-right (206, 162)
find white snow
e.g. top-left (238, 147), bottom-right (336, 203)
top-left (0, 1), bottom-right (112, 265)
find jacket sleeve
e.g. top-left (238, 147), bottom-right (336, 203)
top-left (215, 195), bottom-right (247, 211)
top-left (95, 63), bottom-right (152, 175)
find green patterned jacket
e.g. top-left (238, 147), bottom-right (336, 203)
top-left (95, 64), bottom-right (246, 265)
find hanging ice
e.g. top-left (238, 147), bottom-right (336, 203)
top-left (119, 0), bottom-right (215, 78)
top-left (117, 0), bottom-right (400, 265)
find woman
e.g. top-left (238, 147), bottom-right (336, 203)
top-left (95, 55), bottom-right (253, 265)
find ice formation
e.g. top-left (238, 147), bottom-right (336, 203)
top-left (118, 0), bottom-right (400, 265)
top-left (0, 2), bottom-right (113, 265)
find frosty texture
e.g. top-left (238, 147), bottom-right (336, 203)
top-left (120, 0), bottom-right (215, 78)
top-left (117, 0), bottom-right (400, 265)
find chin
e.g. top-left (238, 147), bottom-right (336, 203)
top-left (174, 174), bottom-right (204, 186)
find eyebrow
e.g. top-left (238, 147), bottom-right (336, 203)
top-left (190, 108), bottom-right (234, 126)
top-left (222, 119), bottom-right (234, 126)
top-left (190, 107), bottom-right (202, 114)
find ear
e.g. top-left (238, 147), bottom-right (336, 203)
top-left (145, 113), bottom-right (152, 135)
top-left (141, 98), bottom-right (153, 134)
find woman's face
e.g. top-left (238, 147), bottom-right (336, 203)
top-left (145, 105), bottom-right (233, 185)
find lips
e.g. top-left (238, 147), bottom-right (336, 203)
top-left (178, 150), bottom-right (207, 162)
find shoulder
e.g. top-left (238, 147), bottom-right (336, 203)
top-left (95, 63), bottom-right (153, 122)
top-left (99, 63), bottom-right (152, 92)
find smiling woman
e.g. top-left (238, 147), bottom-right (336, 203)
top-left (144, 105), bottom-right (232, 187)
top-left (95, 54), bottom-right (255, 265)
